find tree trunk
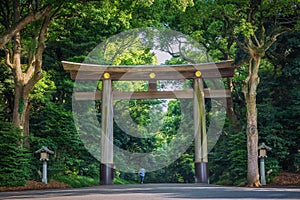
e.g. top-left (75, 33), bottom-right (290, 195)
top-left (243, 56), bottom-right (261, 187)
top-left (8, 0), bottom-right (50, 148)
top-left (11, 31), bottom-right (31, 147)
top-left (226, 78), bottom-right (240, 131)
top-left (12, 82), bottom-right (31, 148)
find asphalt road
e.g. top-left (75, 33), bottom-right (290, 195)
top-left (0, 184), bottom-right (299, 200)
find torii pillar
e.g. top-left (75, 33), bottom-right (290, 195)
top-left (100, 77), bottom-right (114, 185)
top-left (194, 77), bottom-right (209, 183)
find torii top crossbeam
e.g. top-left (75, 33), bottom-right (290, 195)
top-left (62, 60), bottom-right (236, 81)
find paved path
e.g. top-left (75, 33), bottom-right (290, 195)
top-left (0, 184), bottom-right (299, 200)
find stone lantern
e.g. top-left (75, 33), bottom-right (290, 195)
top-left (258, 143), bottom-right (271, 185)
top-left (35, 146), bottom-right (54, 184)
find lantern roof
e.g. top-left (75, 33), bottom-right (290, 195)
top-left (35, 146), bottom-right (54, 154)
top-left (258, 143), bottom-right (272, 151)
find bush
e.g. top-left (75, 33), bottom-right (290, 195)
top-left (52, 174), bottom-right (99, 188)
top-left (209, 130), bottom-right (247, 185)
top-left (53, 174), bottom-right (138, 187)
top-left (0, 121), bottom-right (30, 186)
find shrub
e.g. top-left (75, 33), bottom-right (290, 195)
top-left (0, 122), bottom-right (30, 186)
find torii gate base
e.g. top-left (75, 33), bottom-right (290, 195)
top-left (62, 60), bottom-right (236, 185)
top-left (195, 162), bottom-right (209, 183)
top-left (100, 164), bottom-right (114, 185)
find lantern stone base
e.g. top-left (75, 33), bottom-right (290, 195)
top-left (195, 162), bottom-right (209, 184)
top-left (100, 163), bottom-right (114, 185)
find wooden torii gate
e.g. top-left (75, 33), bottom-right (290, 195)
top-left (62, 60), bottom-right (236, 185)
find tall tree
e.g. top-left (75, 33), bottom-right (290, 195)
top-left (194, 0), bottom-right (299, 187)
top-left (0, 0), bottom-right (63, 147)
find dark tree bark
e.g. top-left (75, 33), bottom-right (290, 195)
top-left (4, 0), bottom-right (54, 147)
top-left (243, 56), bottom-right (261, 187)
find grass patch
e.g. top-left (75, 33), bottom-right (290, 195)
top-left (52, 175), bottom-right (99, 188)
top-left (53, 175), bottom-right (137, 188)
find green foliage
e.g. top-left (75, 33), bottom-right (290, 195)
top-left (53, 173), bottom-right (137, 187)
top-left (209, 130), bottom-right (247, 185)
top-left (265, 158), bottom-right (280, 182)
top-left (166, 0), bottom-right (237, 61)
top-left (52, 174), bottom-right (99, 188)
top-left (114, 178), bottom-right (136, 185)
top-left (0, 63), bottom-right (13, 121)
top-left (257, 58), bottom-right (300, 173)
top-left (30, 71), bottom-right (56, 104)
top-left (1, 0), bottom-right (299, 187)
top-left (30, 101), bottom-right (99, 180)
top-left (0, 122), bottom-right (30, 186)
top-left (113, 48), bottom-right (158, 65)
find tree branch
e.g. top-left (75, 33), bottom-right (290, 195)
top-left (252, 33), bottom-right (261, 48)
top-left (24, 9), bottom-right (52, 93)
top-left (0, 5), bottom-right (51, 48)
top-left (264, 27), bottom-right (292, 51)
top-left (233, 35), bottom-right (249, 53)
top-left (24, 54), bottom-right (35, 84)
top-left (5, 48), bottom-right (13, 69)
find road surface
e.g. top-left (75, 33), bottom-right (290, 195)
top-left (0, 183), bottom-right (299, 200)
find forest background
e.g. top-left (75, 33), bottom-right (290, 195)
top-left (0, 0), bottom-right (299, 188)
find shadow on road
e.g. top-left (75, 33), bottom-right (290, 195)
top-left (1, 183), bottom-right (299, 200)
